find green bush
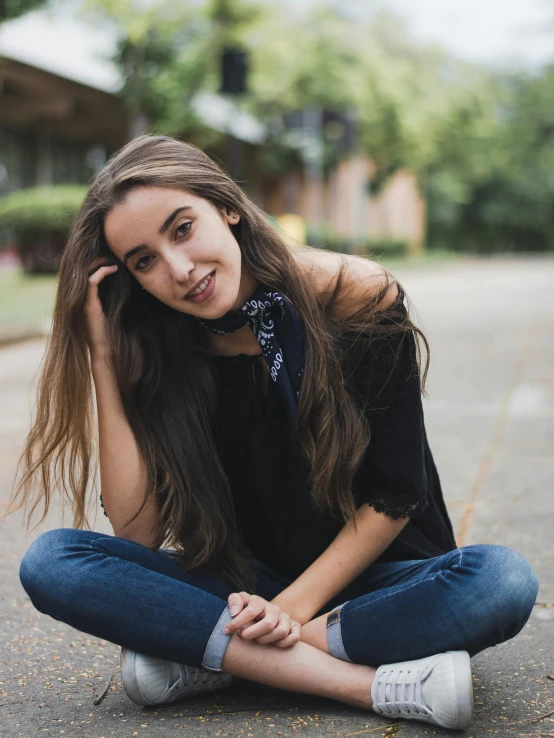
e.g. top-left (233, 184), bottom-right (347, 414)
top-left (0, 186), bottom-right (87, 273)
top-left (0, 185), bottom-right (87, 239)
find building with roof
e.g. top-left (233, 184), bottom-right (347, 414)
top-left (0, 10), bottom-right (425, 252)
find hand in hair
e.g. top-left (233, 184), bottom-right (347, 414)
top-left (223, 592), bottom-right (301, 648)
top-left (85, 257), bottom-right (118, 361)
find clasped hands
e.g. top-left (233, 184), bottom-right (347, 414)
top-left (222, 592), bottom-right (302, 648)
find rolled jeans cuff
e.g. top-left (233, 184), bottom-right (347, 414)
top-left (202, 605), bottom-right (234, 672)
top-left (326, 601), bottom-right (352, 662)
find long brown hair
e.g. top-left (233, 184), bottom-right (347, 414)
top-left (3, 135), bottom-right (429, 590)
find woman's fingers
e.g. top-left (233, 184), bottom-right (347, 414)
top-left (228, 591), bottom-right (250, 617)
top-left (223, 595), bottom-right (299, 648)
top-left (240, 608), bottom-right (284, 640)
top-left (86, 258), bottom-right (118, 308)
top-left (273, 622), bottom-right (302, 648)
top-left (87, 256), bottom-right (117, 277)
top-left (254, 613), bottom-right (292, 644)
top-left (87, 264), bottom-right (118, 287)
top-left (223, 595), bottom-right (267, 635)
top-left (85, 263), bottom-right (117, 314)
top-left (84, 259), bottom-right (118, 358)
top-left (85, 259), bottom-right (118, 310)
top-left (222, 593), bottom-right (300, 649)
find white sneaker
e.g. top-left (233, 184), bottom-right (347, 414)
top-left (120, 647), bottom-right (233, 707)
top-left (371, 650), bottom-right (473, 730)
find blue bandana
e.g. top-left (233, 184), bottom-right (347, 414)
top-left (195, 284), bottom-right (305, 418)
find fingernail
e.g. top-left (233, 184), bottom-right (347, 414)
top-left (223, 626), bottom-right (230, 634)
top-left (230, 605), bottom-right (239, 615)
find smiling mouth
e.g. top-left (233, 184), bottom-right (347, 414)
top-left (185, 270), bottom-right (215, 299)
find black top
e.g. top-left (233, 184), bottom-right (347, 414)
top-left (212, 324), bottom-right (456, 581)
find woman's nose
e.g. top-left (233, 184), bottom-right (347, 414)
top-left (167, 251), bottom-right (195, 283)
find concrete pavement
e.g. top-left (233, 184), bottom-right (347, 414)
top-left (1, 255), bottom-right (553, 737)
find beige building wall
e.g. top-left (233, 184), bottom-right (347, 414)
top-left (266, 156), bottom-right (426, 255)
top-left (327, 157), bottom-right (371, 241)
top-left (368, 169), bottom-right (426, 254)
top-left (327, 157), bottom-right (425, 254)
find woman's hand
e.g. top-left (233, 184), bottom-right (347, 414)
top-left (224, 592), bottom-right (301, 648)
top-left (85, 257), bottom-right (118, 362)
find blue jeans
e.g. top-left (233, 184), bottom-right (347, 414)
top-left (19, 529), bottom-right (538, 672)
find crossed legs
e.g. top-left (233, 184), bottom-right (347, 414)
top-left (19, 530), bottom-right (538, 710)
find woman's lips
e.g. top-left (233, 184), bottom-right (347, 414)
top-left (185, 270), bottom-right (216, 303)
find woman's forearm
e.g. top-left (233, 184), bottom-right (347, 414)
top-left (91, 354), bottom-right (161, 547)
top-left (272, 505), bottom-right (408, 624)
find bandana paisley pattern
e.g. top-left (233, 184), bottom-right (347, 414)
top-left (195, 284), bottom-right (305, 418)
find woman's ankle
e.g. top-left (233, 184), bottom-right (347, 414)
top-left (338, 664), bottom-right (375, 710)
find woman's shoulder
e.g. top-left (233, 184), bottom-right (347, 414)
top-left (292, 247), bottom-right (400, 316)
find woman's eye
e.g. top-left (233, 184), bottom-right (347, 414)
top-left (135, 255), bottom-right (154, 271)
top-left (176, 221), bottom-right (192, 237)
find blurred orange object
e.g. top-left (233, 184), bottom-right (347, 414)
top-left (276, 214), bottom-right (307, 249)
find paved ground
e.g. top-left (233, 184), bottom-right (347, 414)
top-left (1, 255), bottom-right (553, 738)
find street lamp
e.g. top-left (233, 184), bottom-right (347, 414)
top-left (220, 47), bottom-right (249, 182)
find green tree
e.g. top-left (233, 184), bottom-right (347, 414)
top-left (426, 65), bottom-right (554, 252)
top-left (246, 7), bottom-right (485, 186)
top-left (0, 0), bottom-right (46, 22)
top-left (82, 0), bottom-right (260, 142)
top-left (79, 0), bottom-right (554, 251)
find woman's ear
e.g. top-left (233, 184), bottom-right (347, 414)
top-left (223, 206), bottom-right (241, 225)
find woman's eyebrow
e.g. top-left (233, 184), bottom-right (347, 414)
top-left (122, 205), bottom-right (194, 265)
top-left (159, 205), bottom-right (193, 235)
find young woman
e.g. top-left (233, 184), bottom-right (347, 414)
top-left (6, 135), bottom-right (538, 731)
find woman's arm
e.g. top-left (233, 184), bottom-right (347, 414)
top-left (87, 259), bottom-right (161, 547)
top-left (271, 506), bottom-right (408, 625)
top-left (225, 507), bottom-right (408, 641)
top-left (92, 355), bottom-right (161, 546)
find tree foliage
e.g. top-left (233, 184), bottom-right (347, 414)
top-left (0, 0), bottom-right (45, 22)
top-left (426, 66), bottom-right (554, 251)
top-left (79, 0), bottom-right (554, 251)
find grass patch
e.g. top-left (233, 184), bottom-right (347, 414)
top-left (0, 267), bottom-right (57, 341)
top-left (377, 247), bottom-right (462, 271)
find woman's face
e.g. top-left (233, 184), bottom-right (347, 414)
top-left (104, 186), bottom-right (256, 318)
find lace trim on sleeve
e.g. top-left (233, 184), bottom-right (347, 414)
top-left (359, 492), bottom-right (429, 520)
top-left (99, 492), bottom-right (108, 517)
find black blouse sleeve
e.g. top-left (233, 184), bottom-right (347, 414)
top-left (346, 313), bottom-right (430, 520)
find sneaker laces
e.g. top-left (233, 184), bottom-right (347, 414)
top-left (176, 665), bottom-right (218, 690)
top-left (374, 667), bottom-right (432, 717)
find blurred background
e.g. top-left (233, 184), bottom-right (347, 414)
top-left (1, 5), bottom-right (554, 731)
top-left (0, 0), bottom-right (553, 338)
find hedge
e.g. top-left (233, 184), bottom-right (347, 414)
top-left (0, 185), bottom-right (87, 239)
top-left (0, 186), bottom-right (88, 273)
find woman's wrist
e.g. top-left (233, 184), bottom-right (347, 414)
top-left (270, 593), bottom-right (314, 625)
top-left (90, 348), bottom-right (114, 372)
